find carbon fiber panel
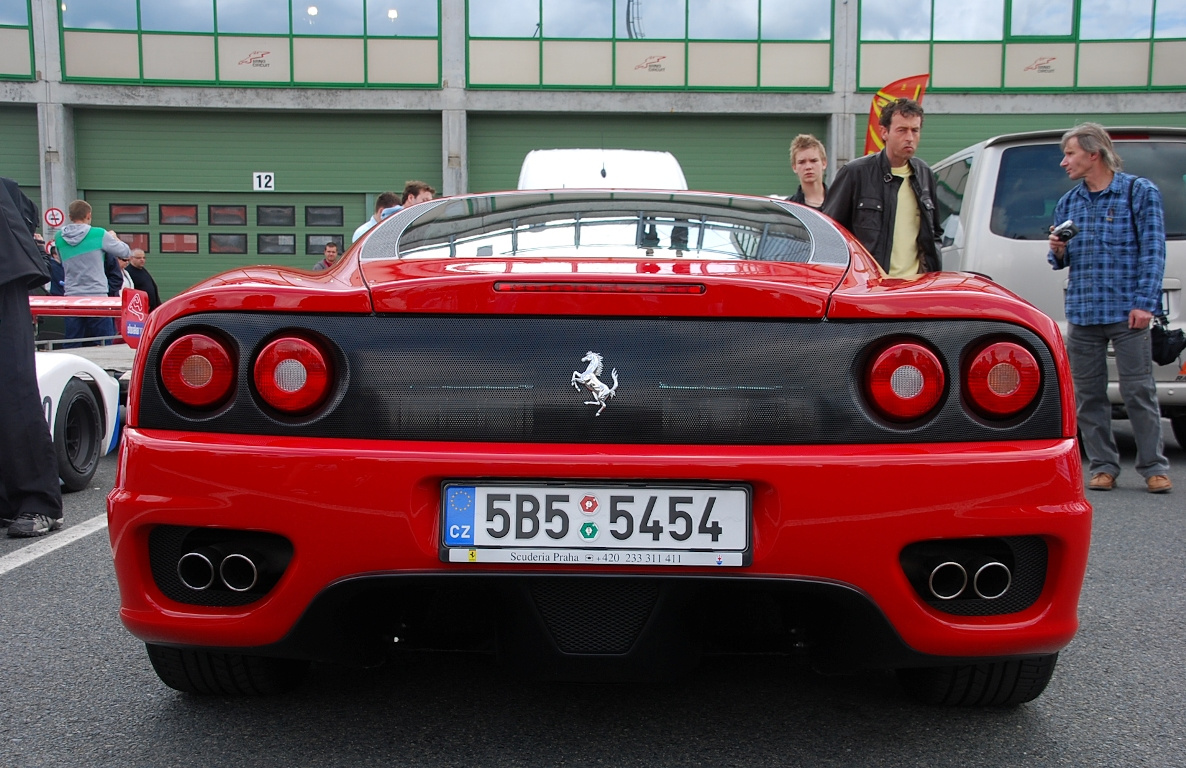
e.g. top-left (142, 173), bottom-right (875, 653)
top-left (137, 314), bottom-right (1063, 444)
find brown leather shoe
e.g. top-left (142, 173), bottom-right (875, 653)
top-left (1146, 475), bottom-right (1172, 494)
top-left (1088, 473), bottom-right (1116, 491)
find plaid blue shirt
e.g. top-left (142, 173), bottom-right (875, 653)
top-left (1048, 172), bottom-right (1166, 326)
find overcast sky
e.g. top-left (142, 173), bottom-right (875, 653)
top-left (58, 0), bottom-right (435, 35)
top-left (862, 0), bottom-right (1172, 40)
top-left (467, 0), bottom-right (831, 39)
top-left (46, 0), bottom-right (1186, 41)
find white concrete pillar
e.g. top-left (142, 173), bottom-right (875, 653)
top-left (37, 103), bottom-right (77, 220)
top-left (31, 0), bottom-right (75, 213)
top-left (442, 110), bottom-right (468, 196)
top-left (829, 0), bottom-right (860, 177)
top-left (440, 0), bottom-right (468, 195)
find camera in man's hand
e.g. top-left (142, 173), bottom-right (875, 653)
top-left (1051, 219), bottom-right (1079, 242)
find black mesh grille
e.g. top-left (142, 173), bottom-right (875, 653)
top-left (903, 536), bottom-right (1048, 617)
top-left (529, 578), bottom-right (659, 654)
top-left (136, 314), bottom-right (1063, 445)
top-left (148, 525), bottom-right (292, 608)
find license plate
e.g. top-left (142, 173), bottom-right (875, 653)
top-left (440, 482), bottom-right (751, 567)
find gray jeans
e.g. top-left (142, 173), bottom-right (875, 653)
top-left (1067, 321), bottom-right (1168, 479)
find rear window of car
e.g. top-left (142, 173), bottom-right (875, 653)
top-left (390, 195), bottom-right (837, 264)
top-left (990, 140), bottom-right (1186, 240)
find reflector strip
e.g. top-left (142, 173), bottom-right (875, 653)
top-left (494, 282), bottom-right (705, 294)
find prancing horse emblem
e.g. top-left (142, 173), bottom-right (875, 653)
top-left (570, 351), bottom-right (619, 416)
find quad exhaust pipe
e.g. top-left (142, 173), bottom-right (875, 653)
top-left (972, 561), bottom-right (1011, 600)
top-left (927, 560), bottom-right (1011, 601)
top-left (177, 549), bottom-right (216, 591)
top-left (177, 548), bottom-right (260, 592)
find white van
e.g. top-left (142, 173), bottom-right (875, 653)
top-left (932, 127), bottom-right (1186, 445)
top-left (518, 149), bottom-right (688, 190)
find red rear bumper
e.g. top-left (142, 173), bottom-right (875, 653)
top-left (108, 429), bottom-right (1090, 660)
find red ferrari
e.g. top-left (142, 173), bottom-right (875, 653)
top-left (107, 191), bottom-right (1090, 705)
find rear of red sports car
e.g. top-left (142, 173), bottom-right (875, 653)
top-left (107, 191), bottom-right (1090, 704)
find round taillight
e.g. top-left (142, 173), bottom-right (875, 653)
top-left (253, 336), bottom-right (332, 415)
top-left (866, 342), bottom-right (945, 421)
top-left (160, 334), bottom-right (235, 408)
top-left (965, 341), bottom-right (1040, 418)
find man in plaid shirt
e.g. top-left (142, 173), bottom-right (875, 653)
top-left (1048, 123), bottom-right (1171, 494)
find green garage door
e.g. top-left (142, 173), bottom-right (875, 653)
top-left (81, 191), bottom-right (363, 301)
top-left (74, 109), bottom-right (442, 300)
top-left (468, 114), bottom-right (829, 197)
top-left (0, 105), bottom-right (41, 209)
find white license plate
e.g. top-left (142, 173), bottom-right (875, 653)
top-left (440, 482), bottom-right (751, 567)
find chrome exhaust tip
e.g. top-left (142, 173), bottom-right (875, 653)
top-left (177, 551), bottom-right (216, 591)
top-left (928, 561), bottom-right (968, 600)
top-left (219, 552), bottom-right (259, 592)
top-left (973, 561), bottom-right (1012, 600)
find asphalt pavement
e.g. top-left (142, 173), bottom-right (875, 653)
top-left (1, 423), bottom-right (1183, 767)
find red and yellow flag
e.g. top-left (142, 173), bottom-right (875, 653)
top-left (864, 74), bottom-right (930, 156)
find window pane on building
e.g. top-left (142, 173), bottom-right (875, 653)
top-left (111, 204), bottom-right (150, 224)
top-left (161, 233), bottom-right (199, 253)
top-left (293, 0), bottom-right (364, 36)
top-left (307, 233), bottom-right (345, 254)
top-left (616, 0), bottom-right (686, 39)
top-left (305, 206), bottom-right (344, 226)
top-left (1156, 3), bottom-right (1186, 37)
top-left (367, 0), bottom-right (439, 36)
top-left (217, 0), bottom-right (290, 34)
top-left (257, 205), bottom-right (296, 226)
top-left (259, 234), bottom-right (297, 254)
top-left (1010, 0), bottom-right (1072, 37)
top-left (117, 233), bottom-right (150, 252)
top-left (61, 0), bottom-right (138, 30)
top-left (933, 0), bottom-right (1002, 40)
top-left (860, 0), bottom-right (930, 40)
top-left (141, 0), bottom-right (214, 32)
top-left (1080, 0), bottom-right (1152, 40)
top-left (760, 0), bottom-right (831, 41)
top-left (543, 0), bottom-right (612, 38)
top-left (210, 205), bottom-right (248, 226)
top-left (160, 205), bottom-right (199, 225)
top-left (210, 233), bottom-right (249, 254)
top-left (0, 0), bottom-right (30, 25)
top-left (689, 0), bottom-right (757, 40)
top-left (469, 0), bottom-right (539, 37)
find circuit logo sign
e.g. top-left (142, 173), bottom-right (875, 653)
top-left (239, 50), bottom-right (271, 68)
top-left (635, 55), bottom-right (666, 72)
top-left (1024, 56), bottom-right (1056, 74)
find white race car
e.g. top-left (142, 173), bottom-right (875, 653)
top-left (30, 289), bottom-right (147, 492)
top-left (34, 351), bottom-right (121, 491)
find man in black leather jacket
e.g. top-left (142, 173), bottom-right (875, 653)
top-left (822, 98), bottom-right (942, 277)
top-left (0, 177), bottom-right (63, 537)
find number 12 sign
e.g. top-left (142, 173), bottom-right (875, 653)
top-left (252, 172), bottom-right (275, 191)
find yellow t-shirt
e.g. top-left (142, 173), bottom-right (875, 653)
top-left (889, 165), bottom-right (921, 278)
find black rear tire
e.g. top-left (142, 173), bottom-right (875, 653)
top-left (145, 644), bottom-right (310, 695)
top-left (896, 653), bottom-right (1058, 706)
top-left (1172, 416), bottom-right (1186, 451)
top-left (55, 378), bottom-right (102, 492)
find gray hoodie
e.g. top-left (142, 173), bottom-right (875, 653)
top-left (58, 222), bottom-right (130, 297)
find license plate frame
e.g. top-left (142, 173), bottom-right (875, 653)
top-left (439, 480), bottom-right (752, 567)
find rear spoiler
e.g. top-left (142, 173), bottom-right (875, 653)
top-left (29, 288), bottom-right (151, 349)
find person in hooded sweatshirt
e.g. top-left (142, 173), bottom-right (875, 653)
top-left (57, 199), bottom-right (130, 346)
top-left (0, 177), bottom-right (63, 537)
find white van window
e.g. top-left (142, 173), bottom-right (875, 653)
top-left (935, 157), bottom-right (971, 246)
top-left (990, 140), bottom-right (1186, 241)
